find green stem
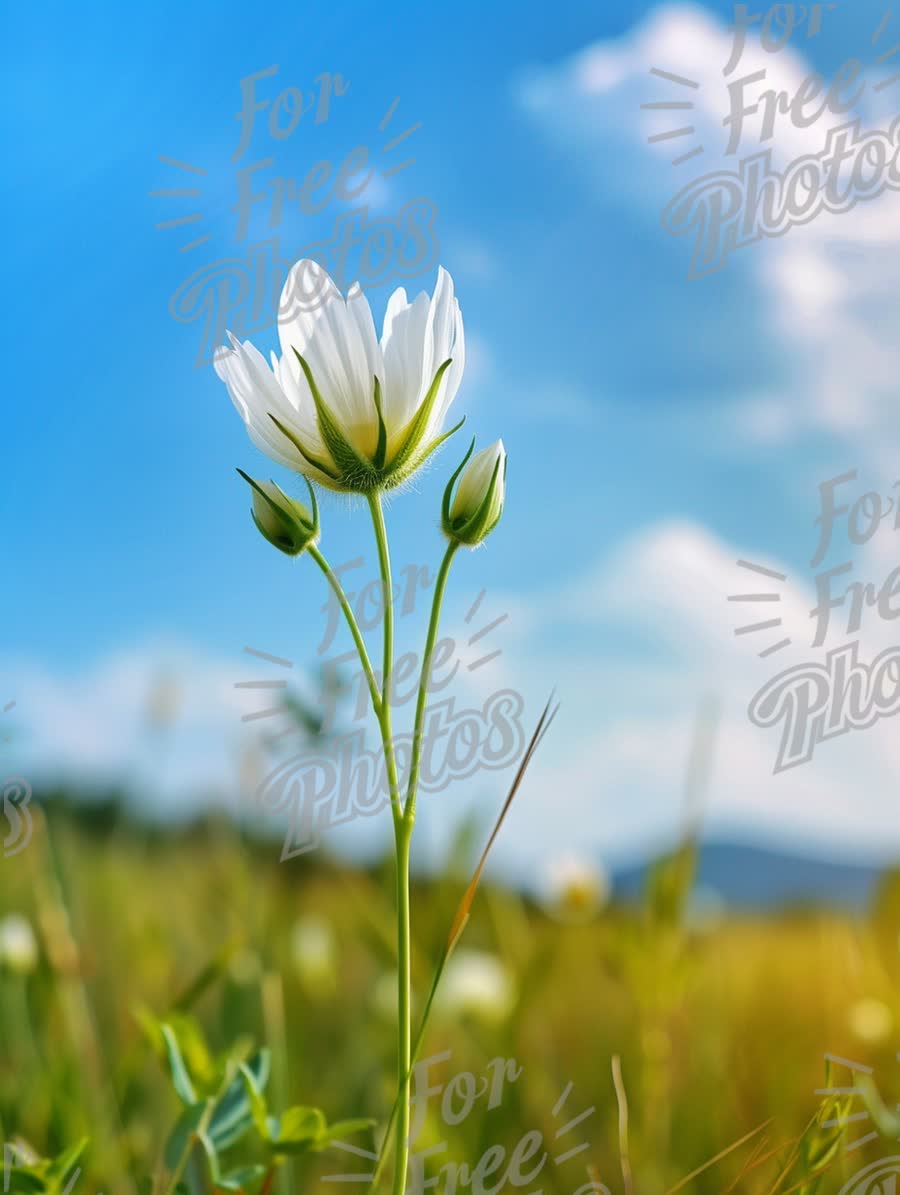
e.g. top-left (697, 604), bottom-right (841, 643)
top-left (308, 544), bottom-right (381, 717)
top-left (392, 819), bottom-right (413, 1195)
top-left (366, 492), bottom-right (403, 823)
top-left (366, 490), bottom-right (414, 1195)
top-left (404, 541), bottom-right (458, 821)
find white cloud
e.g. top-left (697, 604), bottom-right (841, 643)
top-left (480, 517), bottom-right (900, 872)
top-left (8, 512), bottom-right (900, 871)
top-left (514, 4), bottom-right (900, 447)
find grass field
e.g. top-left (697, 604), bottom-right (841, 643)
top-left (2, 798), bottom-right (900, 1195)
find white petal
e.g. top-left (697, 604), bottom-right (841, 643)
top-left (380, 287), bottom-right (430, 433)
top-left (214, 337), bottom-right (332, 481)
top-left (452, 440), bottom-right (505, 520)
top-left (421, 268), bottom-right (465, 439)
top-left (277, 260), bottom-right (381, 455)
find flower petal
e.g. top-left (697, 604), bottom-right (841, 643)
top-left (421, 268), bottom-right (465, 439)
top-left (380, 286), bottom-right (431, 435)
top-left (215, 336), bottom-right (333, 484)
top-left (277, 261), bottom-right (382, 455)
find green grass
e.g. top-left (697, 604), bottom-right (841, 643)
top-left (2, 802), bottom-right (900, 1194)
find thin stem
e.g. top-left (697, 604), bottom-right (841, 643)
top-left (392, 820), bottom-right (413, 1195)
top-left (366, 489), bottom-right (413, 1195)
top-left (404, 541), bottom-right (458, 821)
top-left (308, 543), bottom-right (381, 717)
top-left (366, 491), bottom-right (403, 823)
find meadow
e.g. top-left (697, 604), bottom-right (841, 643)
top-left (3, 794), bottom-right (900, 1195)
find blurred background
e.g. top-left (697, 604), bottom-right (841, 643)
top-left (6, 0), bottom-right (900, 1190)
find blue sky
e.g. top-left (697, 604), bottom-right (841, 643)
top-left (7, 0), bottom-right (900, 876)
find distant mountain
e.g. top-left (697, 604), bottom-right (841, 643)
top-left (613, 840), bottom-right (889, 912)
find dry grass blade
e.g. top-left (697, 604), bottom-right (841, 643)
top-left (719, 1133), bottom-right (773, 1195)
top-left (446, 693), bottom-right (558, 950)
top-left (774, 1157), bottom-right (844, 1195)
top-left (663, 1120), bottom-right (773, 1195)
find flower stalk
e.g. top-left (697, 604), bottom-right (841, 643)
top-left (217, 263), bottom-right (543, 1195)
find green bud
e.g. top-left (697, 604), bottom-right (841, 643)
top-left (237, 469), bottom-right (319, 556)
top-left (442, 438), bottom-right (506, 547)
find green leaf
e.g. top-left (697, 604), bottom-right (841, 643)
top-left (238, 1061), bottom-right (271, 1141)
top-left (3, 1169), bottom-right (47, 1194)
top-left (164, 1100), bottom-right (212, 1172)
top-left (194, 1130), bottom-right (221, 1184)
top-left (271, 1106), bottom-right (327, 1153)
top-left (209, 1049), bottom-right (271, 1150)
top-left (45, 1141), bottom-right (88, 1194)
top-left (321, 1119), bottom-right (376, 1145)
top-left (218, 1166), bottom-right (268, 1191)
top-left (160, 1023), bottom-right (198, 1106)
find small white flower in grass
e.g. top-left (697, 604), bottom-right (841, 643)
top-left (442, 439), bottom-right (506, 547)
top-left (541, 853), bottom-right (609, 923)
top-left (0, 913), bottom-right (38, 975)
top-left (436, 949), bottom-right (516, 1024)
top-left (215, 262), bottom-right (465, 493)
top-left (291, 914), bottom-right (337, 995)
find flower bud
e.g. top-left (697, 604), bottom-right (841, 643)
top-left (237, 469), bottom-right (319, 556)
top-left (442, 439), bottom-right (506, 546)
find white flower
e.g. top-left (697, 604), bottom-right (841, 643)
top-left (215, 262), bottom-right (465, 493)
top-left (0, 913), bottom-right (38, 975)
top-left (541, 853), bottom-right (609, 923)
top-left (290, 914), bottom-right (337, 994)
top-left (442, 439), bottom-right (506, 546)
top-left (436, 950), bottom-right (516, 1024)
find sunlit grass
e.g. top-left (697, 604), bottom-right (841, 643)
top-left (2, 801), bottom-right (900, 1193)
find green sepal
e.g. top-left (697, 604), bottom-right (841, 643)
top-left (293, 350), bottom-right (378, 488)
top-left (441, 437), bottom-right (476, 530)
top-left (237, 470), bottom-right (318, 557)
top-left (392, 411), bottom-right (463, 485)
top-left (371, 375), bottom-right (388, 470)
top-left (449, 454), bottom-right (505, 546)
top-left (388, 359), bottom-right (453, 478)
top-left (267, 413), bottom-right (340, 483)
